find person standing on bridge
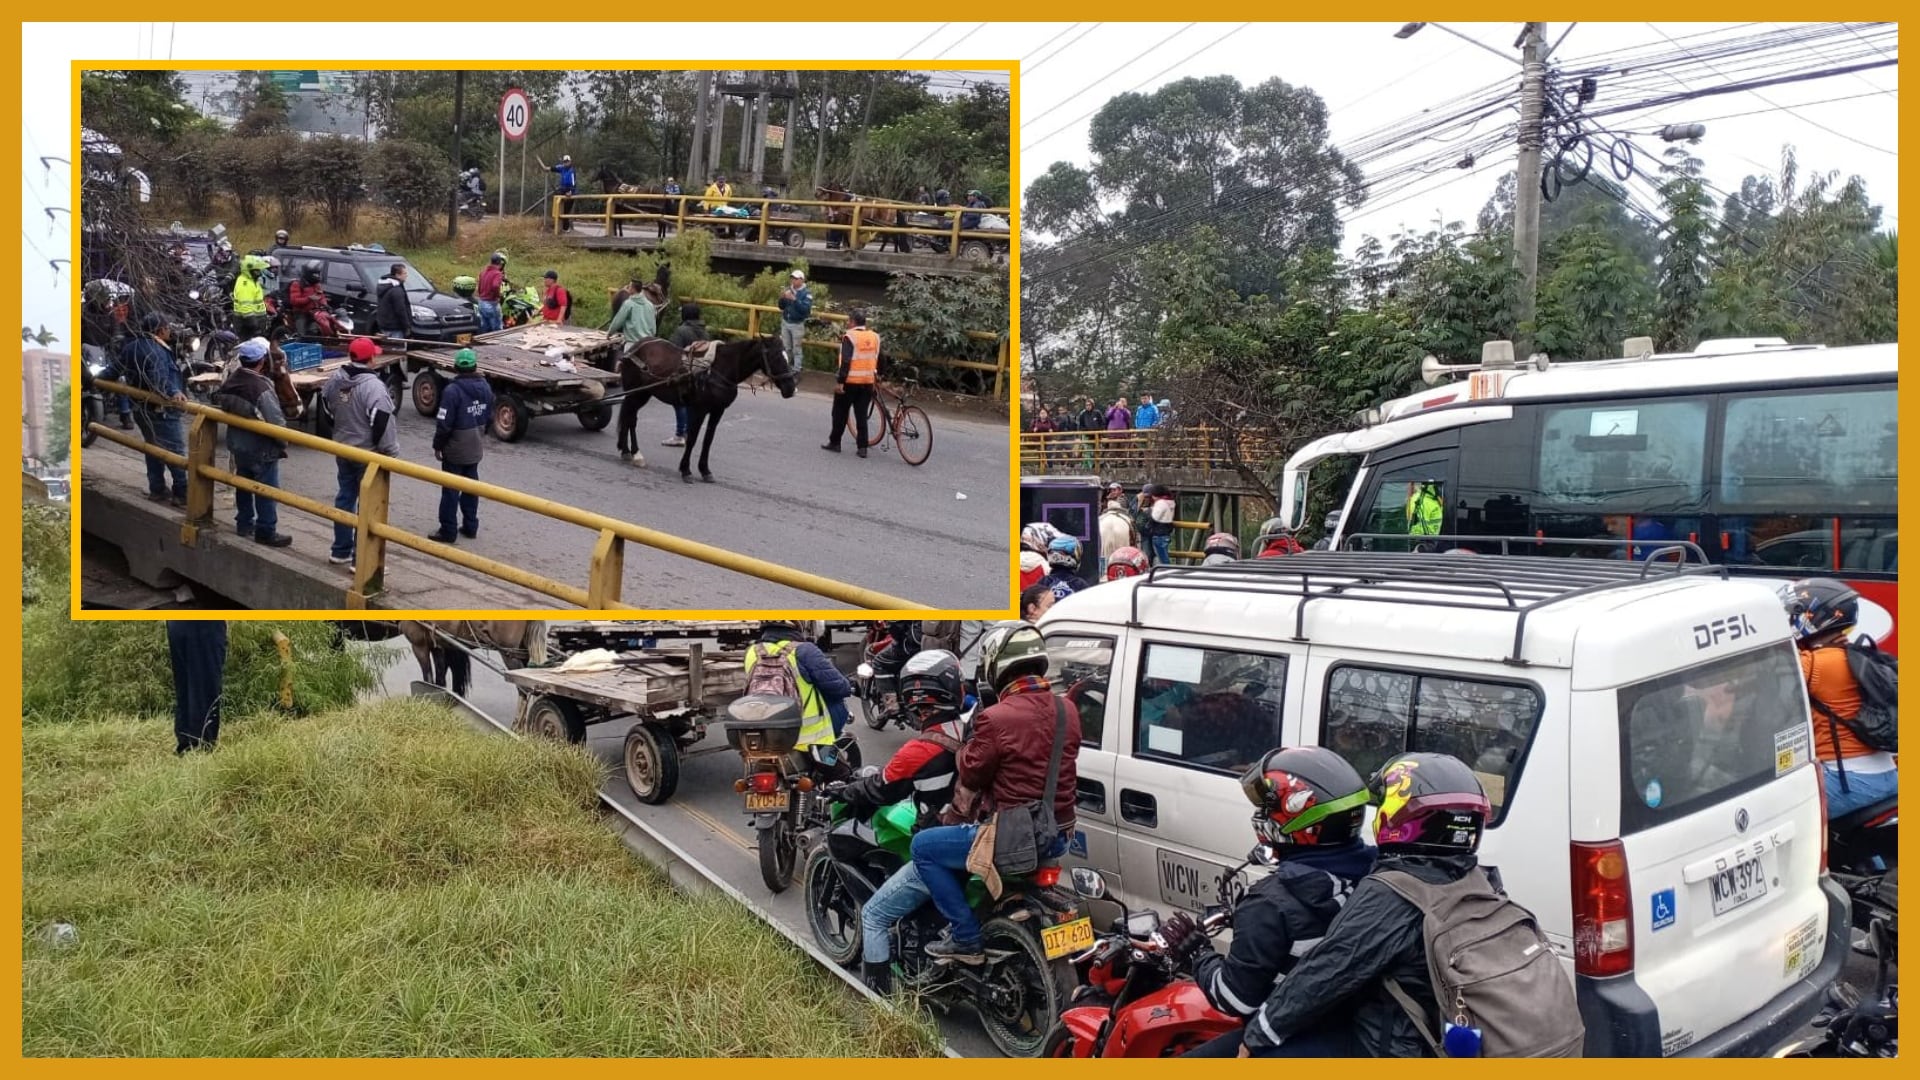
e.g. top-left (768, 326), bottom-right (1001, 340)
top-left (822, 309), bottom-right (880, 458)
top-left (115, 311), bottom-right (191, 506)
top-left (777, 270), bottom-right (811, 376)
top-left (212, 337), bottom-right (293, 548)
top-left (476, 252), bottom-right (508, 333)
top-left (323, 337), bottom-right (401, 570)
top-left (429, 349), bottom-right (494, 545)
top-left (549, 154), bottom-right (577, 232)
top-left (166, 620), bottom-right (229, 754)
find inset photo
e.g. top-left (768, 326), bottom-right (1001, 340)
top-left (62, 65), bottom-right (1014, 613)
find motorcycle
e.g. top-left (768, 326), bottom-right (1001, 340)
top-left (1828, 791), bottom-right (1897, 950)
top-left (1773, 915), bottom-right (1896, 1057)
top-left (724, 694), bottom-right (862, 893)
top-left (502, 283), bottom-right (542, 328)
top-left (856, 623), bottom-right (918, 732)
top-left (1044, 849), bottom-right (1268, 1057)
top-left (79, 347), bottom-right (108, 448)
top-left (801, 791), bottom-right (1088, 1057)
top-left (457, 190), bottom-right (487, 221)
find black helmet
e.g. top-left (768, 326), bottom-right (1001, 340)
top-left (980, 623), bottom-right (1048, 694)
top-left (933, 188), bottom-right (951, 205)
top-left (1239, 746), bottom-right (1371, 849)
top-left (680, 301), bottom-right (701, 322)
top-left (900, 649), bottom-right (964, 725)
top-left (760, 619), bottom-right (801, 636)
top-left (1368, 752), bottom-right (1489, 856)
top-left (301, 261), bottom-right (322, 285)
top-left (1777, 578), bottom-right (1859, 645)
top-left (490, 250), bottom-right (507, 266)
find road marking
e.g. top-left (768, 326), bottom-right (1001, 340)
top-left (677, 802), bottom-right (755, 854)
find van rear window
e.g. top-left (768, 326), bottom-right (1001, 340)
top-left (1616, 645), bottom-right (1810, 835)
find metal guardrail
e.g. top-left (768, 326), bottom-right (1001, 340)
top-left (665, 296), bottom-right (1009, 400)
top-left (1018, 427), bottom-right (1287, 475)
top-left (556, 192), bottom-right (1012, 264)
top-left (87, 380), bottom-right (923, 612)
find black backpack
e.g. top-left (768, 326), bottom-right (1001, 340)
top-left (1809, 640), bottom-right (1897, 761)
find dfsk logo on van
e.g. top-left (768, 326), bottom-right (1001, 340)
top-left (1692, 612), bottom-right (1759, 650)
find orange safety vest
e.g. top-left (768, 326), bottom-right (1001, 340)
top-left (844, 327), bottom-right (880, 384)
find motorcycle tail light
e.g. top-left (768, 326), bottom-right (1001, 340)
top-left (749, 772), bottom-right (781, 795)
top-left (1033, 866), bottom-right (1061, 887)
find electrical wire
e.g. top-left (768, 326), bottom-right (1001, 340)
top-left (1023, 23), bottom-right (1103, 75)
top-left (1019, 24), bottom-right (1081, 65)
top-left (1643, 23), bottom-right (1895, 156)
top-left (896, 23), bottom-right (951, 60)
top-left (1021, 22), bottom-right (1241, 153)
top-left (931, 23), bottom-right (987, 61)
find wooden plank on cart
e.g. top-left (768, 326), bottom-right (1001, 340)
top-left (503, 652), bottom-right (748, 712)
top-left (414, 331), bottom-right (623, 391)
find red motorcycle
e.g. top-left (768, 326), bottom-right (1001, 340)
top-left (1044, 849), bottom-right (1269, 1057)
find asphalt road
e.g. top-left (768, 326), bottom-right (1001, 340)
top-left (368, 633), bottom-right (1884, 1059)
top-left (242, 378), bottom-right (1007, 610)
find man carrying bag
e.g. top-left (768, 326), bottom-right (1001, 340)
top-left (910, 623), bottom-right (1081, 964)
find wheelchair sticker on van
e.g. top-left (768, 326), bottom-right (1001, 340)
top-left (1155, 848), bottom-right (1249, 912)
top-left (1773, 725), bottom-right (1811, 777)
top-left (1068, 829), bottom-right (1088, 858)
top-left (1650, 888), bottom-right (1676, 931)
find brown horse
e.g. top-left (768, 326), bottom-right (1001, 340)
top-left (614, 335), bottom-right (797, 483)
top-left (398, 619), bottom-right (550, 698)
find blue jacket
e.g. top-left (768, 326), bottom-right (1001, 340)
top-left (114, 334), bottom-right (183, 400)
top-left (552, 163), bottom-right (576, 192)
top-left (1134, 401), bottom-right (1160, 428)
top-left (433, 373), bottom-right (495, 466)
top-left (759, 628), bottom-right (852, 703)
top-left (778, 284), bottom-right (812, 325)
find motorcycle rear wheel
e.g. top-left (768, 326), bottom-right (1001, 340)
top-left (977, 916), bottom-right (1076, 1058)
top-left (759, 817), bottom-right (797, 893)
top-left (80, 395), bottom-right (104, 448)
top-left (803, 846), bottom-right (862, 966)
top-left (1041, 1023), bottom-right (1078, 1057)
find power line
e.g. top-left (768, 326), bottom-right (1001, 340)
top-left (1024, 23), bottom-right (1103, 75)
top-left (896, 23), bottom-right (951, 60)
top-left (1644, 23), bottom-right (1895, 157)
top-left (1022, 22), bottom-right (1248, 154)
top-left (1019, 24), bottom-right (1081, 65)
top-left (931, 23), bottom-right (986, 61)
top-left (1023, 23), bottom-right (1199, 131)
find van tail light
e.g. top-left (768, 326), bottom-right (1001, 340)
top-left (1571, 840), bottom-right (1634, 977)
top-left (1815, 775), bottom-right (1829, 874)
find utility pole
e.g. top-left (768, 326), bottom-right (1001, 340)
top-left (750, 89), bottom-right (769, 184)
top-left (781, 70), bottom-right (798, 182)
top-left (447, 69), bottom-right (465, 240)
top-left (849, 70), bottom-right (880, 188)
top-left (1513, 22), bottom-right (1546, 352)
top-left (811, 72), bottom-right (829, 196)
top-left (689, 71), bottom-right (711, 185)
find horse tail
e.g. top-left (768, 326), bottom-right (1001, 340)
top-left (448, 649), bottom-right (472, 697)
top-left (525, 621), bottom-right (550, 667)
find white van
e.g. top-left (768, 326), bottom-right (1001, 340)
top-left (1037, 548), bottom-right (1849, 1057)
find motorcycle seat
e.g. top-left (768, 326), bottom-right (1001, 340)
top-left (1832, 794), bottom-right (1899, 833)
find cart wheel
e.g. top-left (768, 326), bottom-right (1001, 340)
top-left (624, 723), bottom-right (680, 804)
top-left (491, 392), bottom-right (531, 442)
top-left (577, 403), bottom-right (612, 431)
top-left (412, 370), bottom-right (443, 417)
top-left (960, 240), bottom-right (993, 263)
top-left (783, 229), bottom-right (806, 249)
top-left (526, 694), bottom-right (586, 744)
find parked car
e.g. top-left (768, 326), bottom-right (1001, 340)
top-left (269, 244), bottom-right (479, 344)
top-left (1036, 546), bottom-right (1849, 1058)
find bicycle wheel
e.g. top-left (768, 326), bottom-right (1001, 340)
top-left (894, 405), bottom-right (933, 466)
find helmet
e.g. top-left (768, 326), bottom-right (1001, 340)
top-left (1047, 534), bottom-right (1081, 569)
top-left (1106, 546), bottom-right (1148, 580)
top-left (1020, 550), bottom-right (1047, 578)
top-left (301, 261), bottom-right (322, 285)
top-left (899, 649), bottom-right (964, 723)
top-left (139, 311), bottom-right (169, 334)
top-left (933, 188), bottom-right (951, 205)
top-left (760, 619), bottom-right (801, 635)
top-left (1204, 532), bottom-right (1240, 559)
top-left (490, 251), bottom-right (508, 266)
top-left (211, 245), bottom-right (234, 265)
top-left (1021, 522), bottom-right (1063, 555)
top-left (241, 254), bottom-right (268, 274)
top-left (1777, 578), bottom-right (1859, 645)
top-left (1239, 746), bottom-right (1371, 849)
top-left (274, 229), bottom-right (289, 244)
top-left (263, 256), bottom-right (280, 274)
top-left (1256, 517), bottom-right (1294, 545)
top-left (1369, 752), bottom-right (1489, 856)
top-left (980, 623), bottom-right (1049, 693)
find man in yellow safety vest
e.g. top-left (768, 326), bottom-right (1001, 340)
top-left (822, 309), bottom-right (881, 458)
top-left (743, 620), bottom-right (852, 748)
top-left (230, 254), bottom-right (272, 339)
top-left (1406, 480), bottom-right (1444, 537)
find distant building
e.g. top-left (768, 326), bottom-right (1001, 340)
top-left (22, 348), bottom-right (72, 465)
top-left (178, 69), bottom-right (375, 140)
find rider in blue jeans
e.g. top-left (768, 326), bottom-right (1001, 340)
top-left (911, 624), bottom-right (1081, 964)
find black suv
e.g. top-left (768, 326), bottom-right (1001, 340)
top-left (270, 244), bottom-right (479, 343)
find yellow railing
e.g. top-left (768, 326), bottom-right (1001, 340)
top-left (555, 192), bottom-right (1013, 263)
top-left (664, 297), bottom-right (1010, 400)
top-left (1018, 427), bottom-right (1286, 475)
top-left (88, 380), bottom-right (922, 612)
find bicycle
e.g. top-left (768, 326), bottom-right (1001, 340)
top-left (845, 367), bottom-right (933, 466)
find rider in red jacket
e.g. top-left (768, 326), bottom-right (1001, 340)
top-left (287, 262), bottom-right (331, 337)
top-left (1255, 517), bottom-right (1305, 558)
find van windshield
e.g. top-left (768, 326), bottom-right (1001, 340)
top-left (1615, 644), bottom-right (1809, 834)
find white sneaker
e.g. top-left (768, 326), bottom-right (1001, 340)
top-left (662, 435), bottom-right (685, 446)
top-left (328, 554), bottom-right (354, 567)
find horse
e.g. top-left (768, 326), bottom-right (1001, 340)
top-left (397, 619), bottom-right (550, 698)
top-left (614, 335), bottom-right (797, 483)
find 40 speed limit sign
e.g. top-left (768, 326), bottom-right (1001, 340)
top-left (499, 88), bottom-right (532, 142)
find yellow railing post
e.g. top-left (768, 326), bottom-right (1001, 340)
top-left (676, 195), bottom-right (687, 236)
top-left (949, 211), bottom-right (961, 259)
top-left (588, 529), bottom-right (625, 608)
top-left (603, 194), bottom-right (613, 235)
top-left (182, 412), bottom-right (219, 533)
top-left (994, 339), bottom-right (1007, 400)
top-left (348, 465), bottom-right (391, 606)
top-left (747, 308), bottom-right (760, 338)
top-left (757, 198), bottom-right (771, 245)
top-left (850, 203), bottom-right (864, 251)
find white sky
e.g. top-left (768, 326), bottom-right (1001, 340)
top-left (19, 21), bottom-right (1898, 349)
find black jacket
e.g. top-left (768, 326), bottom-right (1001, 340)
top-left (841, 719), bottom-right (965, 828)
top-left (1242, 853), bottom-right (1479, 1056)
top-left (1190, 841), bottom-right (1375, 1021)
top-left (375, 278), bottom-right (411, 335)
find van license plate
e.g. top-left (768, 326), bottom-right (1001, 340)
top-left (744, 791), bottom-right (789, 812)
top-left (1155, 848), bottom-right (1251, 913)
top-left (1041, 917), bottom-right (1094, 960)
top-left (1708, 856), bottom-right (1767, 916)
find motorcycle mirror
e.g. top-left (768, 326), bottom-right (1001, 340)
top-left (856, 663), bottom-right (875, 680)
top-left (1248, 843), bottom-right (1279, 868)
top-left (1068, 867), bottom-right (1107, 900)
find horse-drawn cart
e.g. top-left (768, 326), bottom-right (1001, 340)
top-left (404, 323), bottom-right (625, 442)
top-left (504, 642), bottom-right (748, 805)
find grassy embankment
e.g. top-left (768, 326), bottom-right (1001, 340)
top-left (20, 508), bottom-right (942, 1057)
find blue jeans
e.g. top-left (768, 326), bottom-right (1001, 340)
top-left (861, 862), bottom-right (931, 965)
top-left (477, 300), bottom-right (502, 332)
top-left (1150, 533), bottom-right (1171, 565)
top-left (912, 825), bottom-right (1067, 948)
top-left (332, 459), bottom-right (367, 560)
top-left (1823, 761), bottom-right (1898, 817)
top-left (437, 460), bottom-right (481, 534)
top-left (136, 407), bottom-right (188, 498)
top-left (675, 404), bottom-right (689, 438)
top-left (234, 457), bottom-right (281, 538)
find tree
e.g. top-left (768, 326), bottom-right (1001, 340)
top-left (47, 383), bottom-right (72, 466)
top-left (226, 71), bottom-right (293, 137)
top-left (302, 135), bottom-right (367, 233)
top-left (370, 140), bottom-right (455, 247)
top-left (81, 70), bottom-right (198, 143)
top-left (1653, 147), bottom-right (1711, 351)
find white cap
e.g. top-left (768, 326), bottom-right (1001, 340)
top-left (790, 270), bottom-right (805, 280)
top-left (236, 337), bottom-right (271, 361)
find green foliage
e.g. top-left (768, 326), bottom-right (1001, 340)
top-left (1654, 148), bottom-right (1712, 351)
top-left (22, 701), bottom-right (943, 1056)
top-left (883, 272), bottom-right (1006, 381)
top-left (219, 137), bottom-right (270, 224)
top-left (23, 503), bottom-right (69, 608)
top-left (47, 384), bottom-right (72, 466)
top-left (80, 71), bottom-right (198, 143)
top-left (1534, 219), bottom-right (1655, 360)
top-left (302, 135), bottom-right (368, 233)
top-left (370, 139), bottom-right (456, 248)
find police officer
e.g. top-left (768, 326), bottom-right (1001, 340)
top-left (822, 309), bottom-right (880, 458)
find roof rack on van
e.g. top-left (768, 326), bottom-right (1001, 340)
top-left (1127, 536), bottom-right (1728, 666)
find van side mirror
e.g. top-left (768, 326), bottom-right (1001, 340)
top-left (1069, 867), bottom-right (1107, 900)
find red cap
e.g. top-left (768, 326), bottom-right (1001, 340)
top-left (348, 337), bottom-right (380, 362)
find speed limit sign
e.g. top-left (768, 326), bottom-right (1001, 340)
top-left (499, 88), bottom-right (532, 142)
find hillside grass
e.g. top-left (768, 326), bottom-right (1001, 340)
top-left (21, 699), bottom-right (943, 1057)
